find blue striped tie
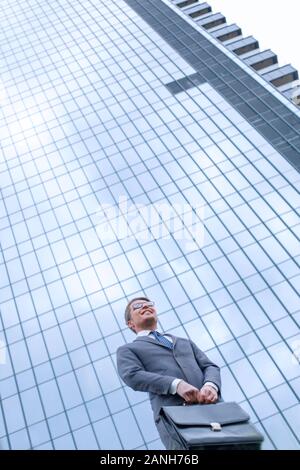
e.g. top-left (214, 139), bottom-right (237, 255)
top-left (150, 331), bottom-right (173, 350)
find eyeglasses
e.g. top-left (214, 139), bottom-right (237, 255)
top-left (131, 301), bottom-right (155, 311)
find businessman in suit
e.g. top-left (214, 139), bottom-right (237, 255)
top-left (117, 297), bottom-right (221, 450)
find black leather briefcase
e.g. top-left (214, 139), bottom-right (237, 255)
top-left (160, 402), bottom-right (264, 450)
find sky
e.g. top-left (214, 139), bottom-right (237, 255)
top-left (208, 0), bottom-right (300, 76)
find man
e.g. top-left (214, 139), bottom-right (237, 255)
top-left (116, 296), bottom-right (221, 450)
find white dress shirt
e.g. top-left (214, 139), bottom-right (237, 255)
top-left (135, 330), bottom-right (219, 395)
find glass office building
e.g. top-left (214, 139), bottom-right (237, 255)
top-left (0, 0), bottom-right (299, 450)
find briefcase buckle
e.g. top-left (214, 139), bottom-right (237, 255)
top-left (210, 422), bottom-right (222, 432)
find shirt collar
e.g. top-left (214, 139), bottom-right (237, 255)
top-left (136, 330), bottom-right (172, 337)
top-left (136, 330), bottom-right (155, 337)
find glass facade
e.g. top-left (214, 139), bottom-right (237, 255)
top-left (0, 0), bottom-right (299, 450)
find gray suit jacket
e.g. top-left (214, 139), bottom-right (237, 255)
top-left (117, 333), bottom-right (221, 447)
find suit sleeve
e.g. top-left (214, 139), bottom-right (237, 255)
top-left (190, 340), bottom-right (221, 393)
top-left (117, 345), bottom-right (177, 395)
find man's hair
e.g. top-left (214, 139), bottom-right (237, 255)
top-left (124, 296), bottom-right (151, 325)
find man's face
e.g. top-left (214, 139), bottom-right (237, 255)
top-left (127, 300), bottom-right (157, 333)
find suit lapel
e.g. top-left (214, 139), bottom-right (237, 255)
top-left (168, 334), bottom-right (177, 347)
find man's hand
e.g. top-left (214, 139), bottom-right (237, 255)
top-left (198, 385), bottom-right (218, 404)
top-left (176, 381), bottom-right (201, 404)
